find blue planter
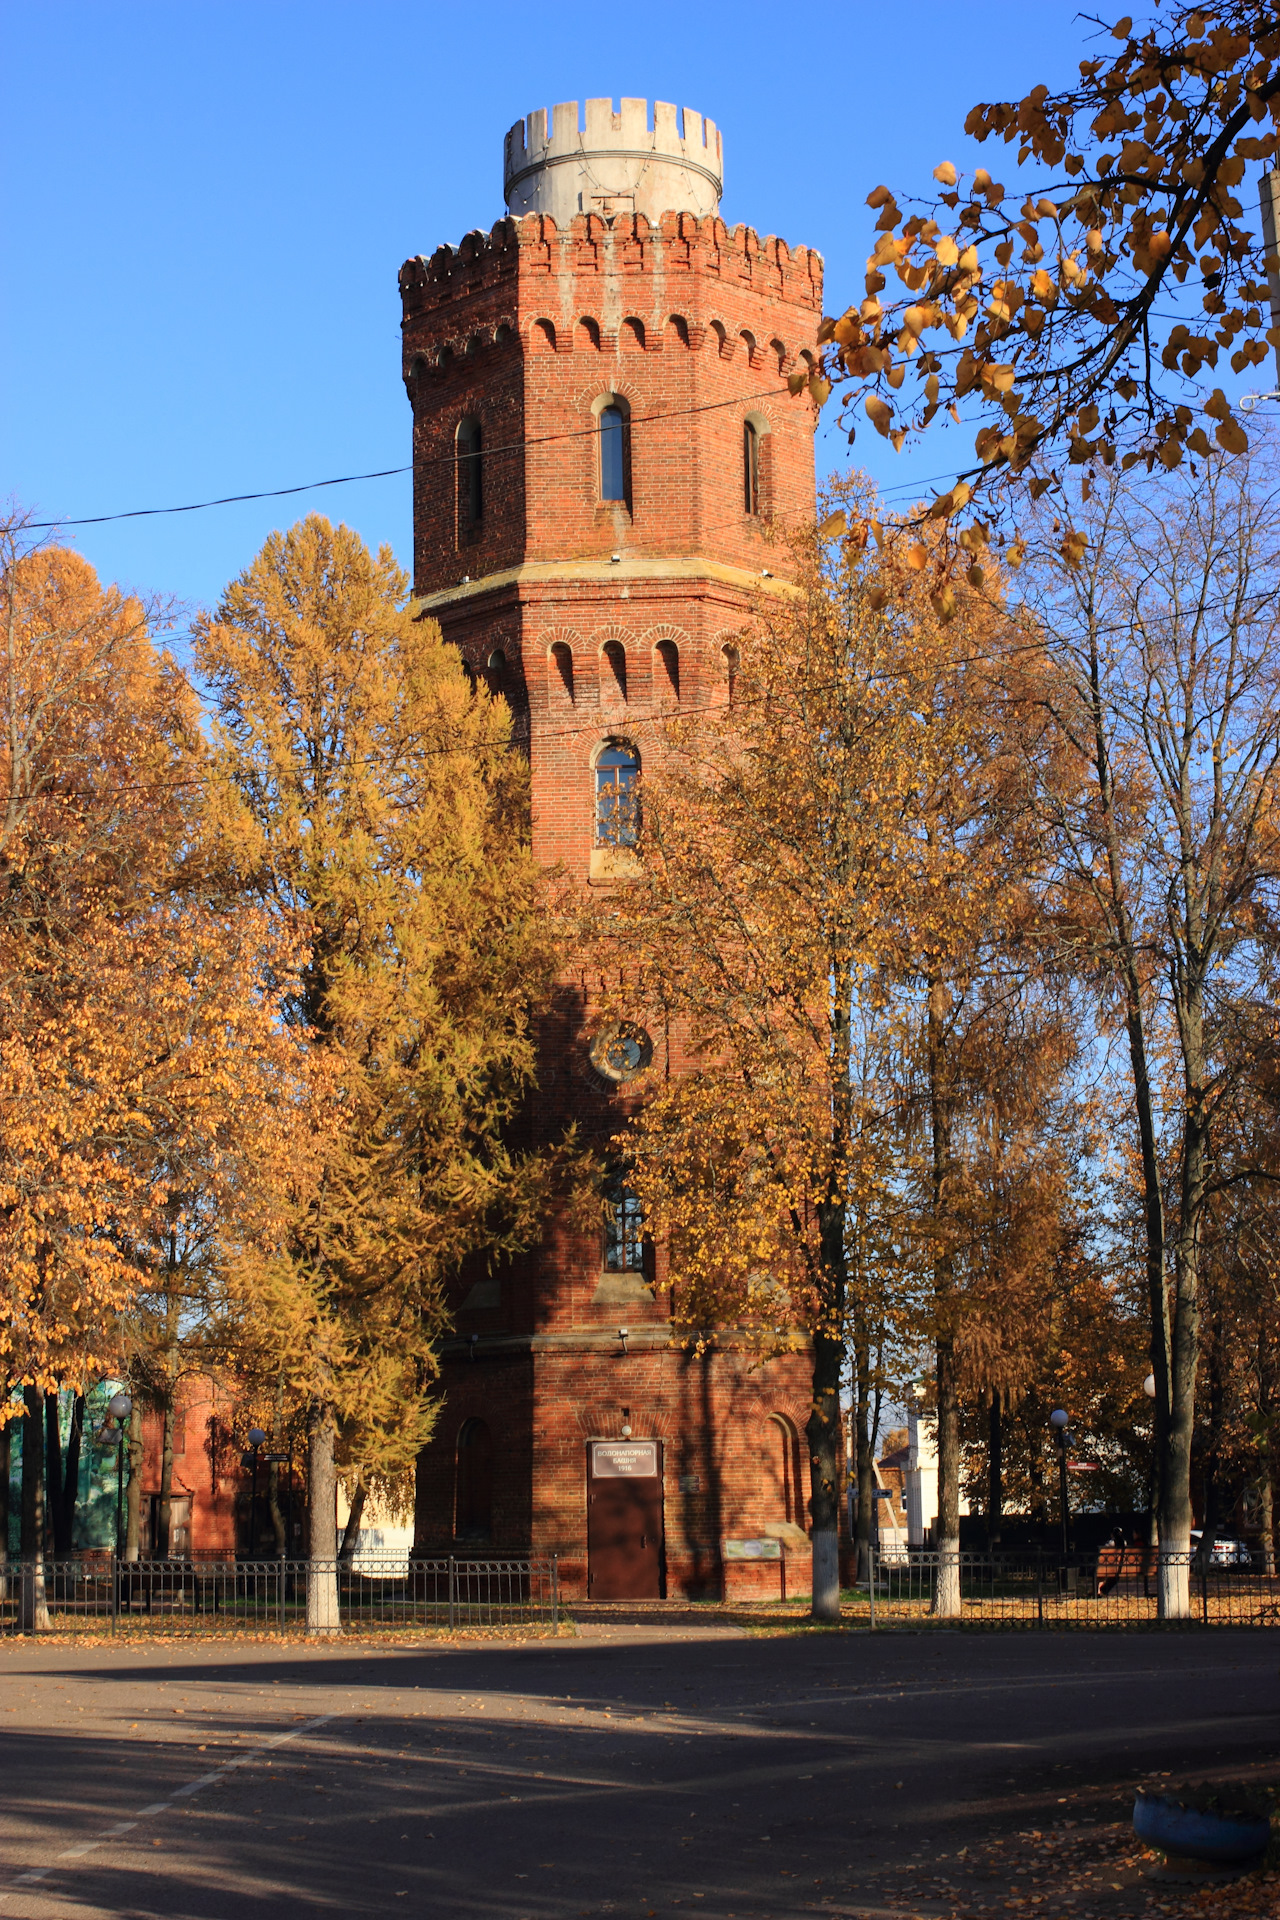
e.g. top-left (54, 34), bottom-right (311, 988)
top-left (1134, 1792), bottom-right (1270, 1865)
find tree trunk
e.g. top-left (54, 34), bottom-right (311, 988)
top-left (412, 1442), bottom-right (433, 1554)
top-left (0, 1416), bottom-right (10, 1596)
top-left (1260, 1467), bottom-right (1276, 1578)
top-left (927, 980), bottom-right (961, 1618)
top-left (306, 1400), bottom-right (341, 1633)
top-left (62, 1395), bottom-right (83, 1553)
top-left (19, 1388), bottom-right (48, 1630)
top-left (158, 1399), bottom-right (175, 1558)
top-left (267, 1460), bottom-right (287, 1556)
top-left (124, 1402), bottom-right (143, 1561)
top-left (1159, 990), bottom-right (1209, 1620)
top-left (987, 1395), bottom-right (1003, 1551)
top-left (338, 1480), bottom-right (367, 1563)
top-left (44, 1393), bottom-right (65, 1556)
top-left (933, 1335), bottom-right (961, 1616)
top-left (806, 1325), bottom-right (843, 1622)
top-left (852, 1333), bottom-right (876, 1586)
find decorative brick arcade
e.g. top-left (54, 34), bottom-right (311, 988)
top-left (403, 100), bottom-right (830, 1600)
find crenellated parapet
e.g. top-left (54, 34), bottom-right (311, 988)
top-left (398, 211), bottom-right (823, 320)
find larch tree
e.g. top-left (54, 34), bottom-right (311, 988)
top-left (196, 516), bottom-right (560, 1630)
top-left (1017, 450), bottom-right (1280, 1614)
top-left (0, 515), bottom-right (297, 1430)
top-left (589, 479), bottom-right (1004, 1622)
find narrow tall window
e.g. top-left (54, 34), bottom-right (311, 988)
top-left (604, 1174), bottom-right (645, 1272)
top-left (743, 419), bottom-right (761, 515)
top-left (457, 417), bottom-right (483, 526)
top-left (600, 405), bottom-right (627, 502)
top-left (595, 743), bottom-right (640, 847)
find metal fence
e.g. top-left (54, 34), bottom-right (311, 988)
top-left (857, 1546), bottom-right (1280, 1629)
top-left (0, 1556), bottom-right (559, 1637)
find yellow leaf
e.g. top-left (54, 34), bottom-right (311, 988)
top-left (1203, 387), bottom-right (1231, 421)
top-left (1215, 417), bottom-right (1249, 455)
top-left (1112, 14), bottom-right (1132, 36)
top-left (866, 185), bottom-right (894, 209)
top-left (933, 161), bottom-right (958, 187)
top-left (930, 586), bottom-right (957, 621)
top-left (865, 395), bottom-right (893, 436)
top-left (808, 375), bottom-right (832, 407)
top-left (905, 543), bottom-right (929, 571)
top-left (1006, 540), bottom-right (1026, 569)
top-left (788, 371), bottom-right (807, 396)
top-left (967, 565), bottom-right (986, 589)
top-left (819, 511), bottom-right (848, 538)
top-left (935, 236), bottom-right (959, 266)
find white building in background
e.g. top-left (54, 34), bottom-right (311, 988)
top-left (904, 1407), bottom-right (969, 1547)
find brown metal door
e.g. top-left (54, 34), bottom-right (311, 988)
top-left (586, 1440), bottom-right (664, 1599)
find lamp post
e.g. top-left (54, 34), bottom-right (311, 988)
top-left (1049, 1408), bottom-right (1071, 1561)
top-left (108, 1392), bottom-right (133, 1558)
top-left (246, 1429), bottom-right (267, 1559)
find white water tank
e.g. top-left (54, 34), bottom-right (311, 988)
top-left (504, 98), bottom-right (722, 226)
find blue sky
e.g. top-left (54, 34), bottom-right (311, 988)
top-left (4, 2), bottom-right (1093, 641)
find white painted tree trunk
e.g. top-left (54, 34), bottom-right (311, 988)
top-left (1157, 1542), bottom-right (1191, 1621)
top-left (811, 1528), bottom-right (840, 1622)
top-left (306, 1408), bottom-right (341, 1636)
top-left (18, 1558), bottom-right (48, 1632)
top-left (932, 1536), bottom-right (961, 1618)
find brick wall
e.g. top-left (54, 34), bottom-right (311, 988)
top-left (402, 204), bottom-right (836, 1600)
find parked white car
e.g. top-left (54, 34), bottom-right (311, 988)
top-left (1190, 1530), bottom-right (1253, 1567)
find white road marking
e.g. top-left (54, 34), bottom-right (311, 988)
top-left (3, 1711), bottom-right (337, 1892)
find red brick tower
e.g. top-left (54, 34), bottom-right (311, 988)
top-left (401, 100), bottom-right (827, 1600)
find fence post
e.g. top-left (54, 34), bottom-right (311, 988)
top-left (448, 1554), bottom-right (456, 1633)
top-left (550, 1553), bottom-right (559, 1630)
top-left (1036, 1548), bottom-right (1044, 1628)
top-left (1201, 1557), bottom-right (1209, 1626)
top-left (868, 1534), bottom-right (876, 1631)
top-left (112, 1552), bottom-right (119, 1634)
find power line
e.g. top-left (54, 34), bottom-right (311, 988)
top-left (27, 387), bottom-right (818, 531)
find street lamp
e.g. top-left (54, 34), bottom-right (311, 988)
top-left (246, 1428), bottom-right (267, 1559)
top-left (108, 1392), bottom-right (133, 1557)
top-left (1049, 1408), bottom-right (1071, 1561)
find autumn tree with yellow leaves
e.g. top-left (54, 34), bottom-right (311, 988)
top-left (1015, 449), bottom-right (1280, 1613)
top-left (810, 5), bottom-right (1280, 569)
top-left (590, 479), bottom-right (1034, 1620)
top-left (197, 517), bottom-right (560, 1629)
top-left (0, 513), bottom-right (307, 1609)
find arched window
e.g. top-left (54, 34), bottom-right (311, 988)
top-left (654, 638), bottom-right (679, 700)
top-left (601, 638), bottom-right (626, 701)
top-left (743, 420), bottom-right (761, 516)
top-left (595, 741), bottom-right (640, 847)
top-left (549, 640), bottom-right (574, 701)
top-left (763, 1415), bottom-right (804, 1528)
top-left (721, 642), bottom-right (740, 704)
top-left (454, 1419), bottom-right (494, 1543)
top-left (599, 404), bottom-right (629, 503)
top-left (456, 416), bottom-right (483, 528)
top-left (603, 1172), bottom-right (644, 1272)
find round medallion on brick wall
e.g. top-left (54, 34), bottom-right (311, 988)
top-left (589, 1021), bottom-right (653, 1083)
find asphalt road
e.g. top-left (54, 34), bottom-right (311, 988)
top-left (0, 1621), bottom-right (1274, 1918)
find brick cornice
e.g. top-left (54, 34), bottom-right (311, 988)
top-left (412, 551), bottom-right (797, 616)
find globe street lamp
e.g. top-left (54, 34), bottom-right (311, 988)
top-left (108, 1392), bottom-right (133, 1557)
top-left (1049, 1408), bottom-right (1071, 1562)
top-left (246, 1429), bottom-right (267, 1558)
